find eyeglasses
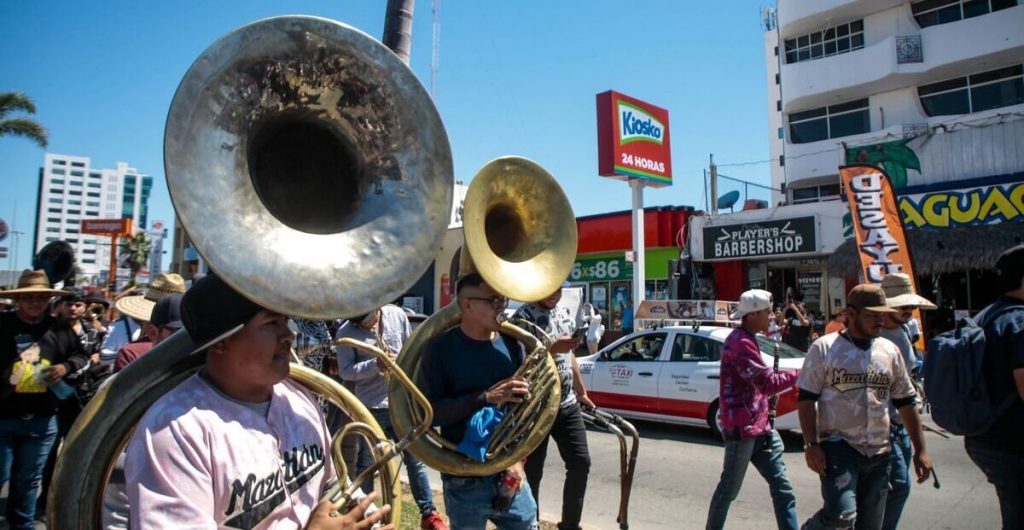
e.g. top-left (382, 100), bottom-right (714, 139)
top-left (467, 296), bottom-right (509, 310)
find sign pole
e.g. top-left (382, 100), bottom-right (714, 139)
top-left (631, 179), bottom-right (646, 306)
top-left (108, 234), bottom-right (119, 292)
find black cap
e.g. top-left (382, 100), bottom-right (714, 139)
top-left (151, 293), bottom-right (184, 329)
top-left (181, 274), bottom-right (263, 348)
top-left (59, 287), bottom-right (85, 304)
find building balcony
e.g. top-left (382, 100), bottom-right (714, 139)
top-left (778, 0), bottom-right (903, 39)
top-left (781, 5), bottom-right (1024, 113)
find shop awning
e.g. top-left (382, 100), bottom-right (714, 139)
top-left (827, 223), bottom-right (1024, 277)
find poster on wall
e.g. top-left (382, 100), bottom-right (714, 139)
top-left (797, 270), bottom-right (823, 312)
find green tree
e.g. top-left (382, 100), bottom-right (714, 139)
top-left (0, 92), bottom-right (48, 148)
top-left (119, 230), bottom-right (152, 286)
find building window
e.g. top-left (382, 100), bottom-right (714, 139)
top-left (71, 161), bottom-right (85, 168)
top-left (83, 248), bottom-right (96, 254)
top-left (912, 0), bottom-right (1018, 28)
top-left (86, 210), bottom-right (99, 216)
top-left (48, 197), bottom-right (62, 204)
top-left (69, 180), bottom-right (82, 187)
top-left (47, 217), bottom-right (60, 223)
top-left (777, 127), bottom-right (784, 139)
top-left (69, 199), bottom-right (81, 205)
top-left (68, 209), bottom-right (81, 215)
top-left (51, 178), bottom-right (65, 185)
top-left (68, 190), bottom-right (82, 196)
top-left (52, 168), bottom-right (65, 175)
top-left (788, 98), bottom-right (870, 143)
top-left (87, 201), bottom-right (100, 207)
top-left (82, 258), bottom-right (95, 264)
top-left (48, 207), bottom-right (61, 213)
top-left (87, 191), bottom-right (100, 198)
top-left (792, 183), bottom-right (843, 204)
top-left (46, 227), bottom-right (59, 233)
top-left (88, 182), bottom-right (101, 188)
top-left (66, 227), bottom-right (79, 233)
top-left (70, 170), bottom-right (84, 177)
top-left (784, 20), bottom-right (864, 64)
top-left (918, 64), bottom-right (1024, 116)
top-left (66, 238), bottom-right (78, 243)
top-left (52, 159), bottom-right (66, 165)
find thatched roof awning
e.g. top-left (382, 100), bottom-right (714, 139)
top-left (827, 223), bottom-right (1024, 277)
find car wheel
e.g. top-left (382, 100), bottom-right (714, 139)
top-left (707, 400), bottom-right (723, 440)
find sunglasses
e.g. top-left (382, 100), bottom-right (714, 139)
top-left (467, 296), bottom-right (509, 310)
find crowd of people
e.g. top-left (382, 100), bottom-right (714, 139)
top-left (0, 242), bottom-right (1020, 530)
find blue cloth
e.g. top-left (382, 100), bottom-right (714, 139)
top-left (441, 473), bottom-right (538, 530)
top-left (966, 435), bottom-right (1024, 529)
top-left (621, 307), bottom-right (634, 331)
top-left (882, 424), bottom-right (912, 530)
top-left (803, 440), bottom-right (891, 530)
top-left (970, 296), bottom-right (1024, 452)
top-left (0, 415), bottom-right (58, 529)
top-left (706, 430), bottom-right (797, 530)
top-left (457, 406), bottom-right (504, 462)
top-left (419, 328), bottom-right (521, 443)
top-left (353, 408), bottom-right (438, 516)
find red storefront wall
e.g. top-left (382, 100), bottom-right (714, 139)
top-left (576, 206), bottom-right (694, 254)
top-left (713, 261), bottom-right (745, 301)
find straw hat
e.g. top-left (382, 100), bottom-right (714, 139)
top-left (881, 273), bottom-right (937, 310)
top-left (115, 273), bottom-right (187, 322)
top-left (0, 269), bottom-right (69, 298)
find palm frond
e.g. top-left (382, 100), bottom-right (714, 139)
top-left (0, 118), bottom-right (48, 148)
top-left (0, 92), bottom-right (38, 118)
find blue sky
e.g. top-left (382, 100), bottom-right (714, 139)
top-left (0, 0), bottom-right (775, 270)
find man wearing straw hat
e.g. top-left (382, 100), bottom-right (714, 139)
top-left (878, 273), bottom-right (936, 530)
top-left (101, 273), bottom-right (186, 369)
top-left (0, 270), bottom-right (89, 528)
top-left (125, 273), bottom-right (392, 530)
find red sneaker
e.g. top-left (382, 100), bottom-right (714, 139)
top-left (421, 510), bottom-right (450, 530)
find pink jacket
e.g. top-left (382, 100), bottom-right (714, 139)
top-left (719, 328), bottom-right (799, 441)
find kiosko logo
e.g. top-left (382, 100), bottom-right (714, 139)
top-left (619, 101), bottom-right (664, 145)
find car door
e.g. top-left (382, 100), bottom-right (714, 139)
top-left (656, 332), bottom-right (723, 420)
top-left (588, 331), bottom-right (667, 414)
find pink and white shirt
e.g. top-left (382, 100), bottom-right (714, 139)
top-left (125, 374), bottom-right (335, 530)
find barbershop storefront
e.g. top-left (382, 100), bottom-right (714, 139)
top-left (689, 201), bottom-right (847, 318)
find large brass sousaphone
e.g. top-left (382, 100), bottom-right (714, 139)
top-left (389, 156), bottom-right (579, 476)
top-left (49, 16), bottom-right (452, 528)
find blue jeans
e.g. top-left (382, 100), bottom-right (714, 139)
top-left (353, 408), bottom-right (437, 517)
top-left (441, 473), bottom-right (538, 530)
top-left (0, 415), bottom-right (58, 529)
top-left (965, 436), bottom-right (1024, 530)
top-left (706, 430), bottom-right (798, 530)
top-left (881, 425), bottom-right (912, 530)
top-left (802, 440), bottom-right (890, 530)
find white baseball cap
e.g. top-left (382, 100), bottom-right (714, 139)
top-left (730, 289), bottom-right (773, 320)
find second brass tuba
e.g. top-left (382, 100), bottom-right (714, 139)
top-left (389, 156), bottom-right (579, 476)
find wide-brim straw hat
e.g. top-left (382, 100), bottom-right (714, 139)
top-left (881, 273), bottom-right (937, 310)
top-left (115, 273), bottom-right (187, 322)
top-left (0, 269), bottom-right (69, 298)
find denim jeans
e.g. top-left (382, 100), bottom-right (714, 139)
top-left (0, 415), bottom-right (58, 529)
top-left (441, 472), bottom-right (538, 530)
top-left (352, 408), bottom-right (437, 517)
top-left (965, 436), bottom-right (1024, 530)
top-left (802, 440), bottom-right (890, 530)
top-left (706, 430), bottom-right (798, 530)
top-left (881, 425), bottom-right (912, 530)
top-left (524, 403), bottom-right (590, 530)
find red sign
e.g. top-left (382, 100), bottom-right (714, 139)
top-left (82, 218), bottom-right (134, 236)
top-left (596, 90), bottom-right (672, 187)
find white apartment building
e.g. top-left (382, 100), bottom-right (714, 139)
top-left (690, 0), bottom-right (1024, 317)
top-left (34, 153), bottom-right (153, 279)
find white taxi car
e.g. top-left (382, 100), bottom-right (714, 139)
top-left (577, 325), bottom-right (805, 437)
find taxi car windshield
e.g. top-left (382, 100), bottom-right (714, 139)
top-left (754, 334), bottom-right (806, 359)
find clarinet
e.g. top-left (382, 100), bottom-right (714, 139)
top-left (768, 334), bottom-right (781, 428)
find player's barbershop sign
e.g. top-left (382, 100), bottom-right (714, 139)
top-left (704, 216), bottom-right (817, 259)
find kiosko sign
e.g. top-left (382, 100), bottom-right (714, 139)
top-left (596, 90), bottom-right (672, 187)
top-left (703, 216), bottom-right (817, 259)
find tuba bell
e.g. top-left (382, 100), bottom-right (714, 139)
top-left (389, 156), bottom-right (579, 476)
top-left (49, 15), bottom-right (453, 528)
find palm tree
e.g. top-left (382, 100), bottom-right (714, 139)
top-left (0, 92), bottom-right (48, 148)
top-left (119, 230), bottom-right (152, 286)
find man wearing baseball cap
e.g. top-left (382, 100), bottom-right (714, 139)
top-left (798, 284), bottom-right (932, 530)
top-left (707, 289), bottom-right (800, 530)
top-left (124, 274), bottom-right (392, 530)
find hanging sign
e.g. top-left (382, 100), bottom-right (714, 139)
top-left (596, 90), bottom-right (673, 187)
top-left (703, 216), bottom-right (817, 259)
top-left (840, 164), bottom-right (917, 283)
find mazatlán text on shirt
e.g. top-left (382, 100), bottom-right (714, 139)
top-left (223, 442), bottom-right (325, 529)
top-left (828, 367), bottom-right (891, 397)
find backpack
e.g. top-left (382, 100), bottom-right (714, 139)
top-left (923, 301), bottom-right (1024, 436)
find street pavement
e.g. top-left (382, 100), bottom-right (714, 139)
top-left (3, 415), bottom-right (999, 529)
top-left (509, 416), bottom-right (1001, 530)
